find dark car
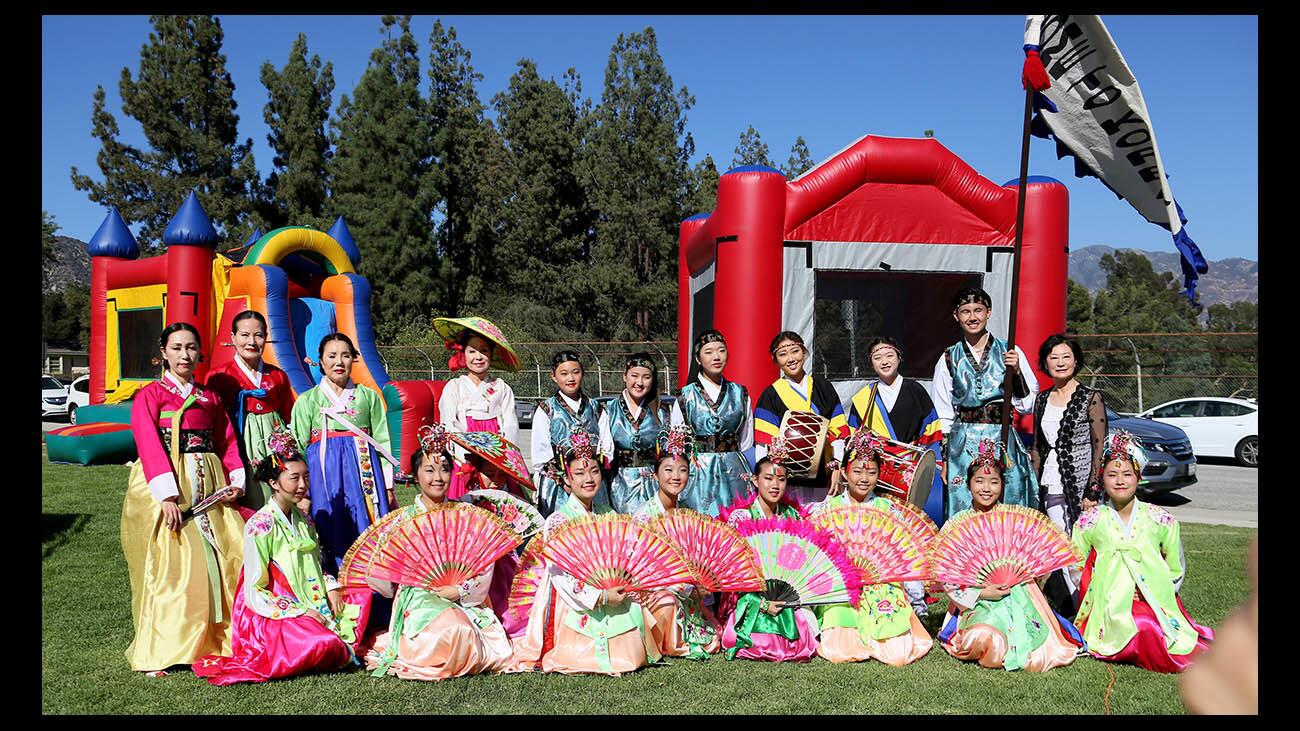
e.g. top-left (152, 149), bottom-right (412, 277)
top-left (592, 394), bottom-right (677, 413)
top-left (1106, 406), bottom-right (1198, 495)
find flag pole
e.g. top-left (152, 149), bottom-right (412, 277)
top-left (1000, 87), bottom-right (1035, 448)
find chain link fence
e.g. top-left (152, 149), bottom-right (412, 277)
top-left (1068, 332), bottom-right (1257, 414)
top-left (374, 341), bottom-right (680, 403)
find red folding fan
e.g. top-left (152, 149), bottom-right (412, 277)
top-left (369, 503), bottom-right (523, 590)
top-left (810, 505), bottom-right (932, 585)
top-left (339, 509), bottom-right (409, 588)
top-left (539, 513), bottom-right (695, 593)
top-left (645, 508), bottom-right (765, 593)
top-left (507, 539), bottom-right (548, 614)
top-left (928, 504), bottom-right (1083, 588)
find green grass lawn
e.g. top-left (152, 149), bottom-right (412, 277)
top-left (42, 455), bottom-right (1253, 714)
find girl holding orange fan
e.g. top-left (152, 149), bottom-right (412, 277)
top-left (934, 439), bottom-right (1084, 672)
top-left (507, 429), bottom-right (665, 675)
top-left (1071, 431), bottom-right (1213, 673)
top-left (364, 425), bottom-right (517, 680)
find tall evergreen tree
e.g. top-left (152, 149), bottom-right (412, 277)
top-left (782, 136), bottom-right (815, 179)
top-left (329, 15), bottom-right (437, 335)
top-left (731, 124), bottom-right (774, 169)
top-left (490, 59), bottom-right (593, 339)
top-left (427, 20), bottom-right (507, 315)
top-left (260, 33), bottom-right (335, 230)
top-left (583, 27), bottom-right (695, 338)
top-left (42, 211), bottom-right (59, 291)
top-left (684, 154), bottom-right (720, 215)
top-left (70, 15), bottom-right (262, 250)
top-left (1065, 278), bottom-right (1094, 334)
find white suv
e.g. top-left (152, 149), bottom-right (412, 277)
top-left (1139, 397), bottom-right (1258, 467)
top-left (42, 375), bottom-right (68, 419)
top-left (65, 375), bottom-right (91, 425)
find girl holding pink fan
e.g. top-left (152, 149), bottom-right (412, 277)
top-left (195, 427), bottom-right (366, 685)
top-left (1071, 431), bottom-right (1213, 673)
top-left (936, 439), bottom-right (1084, 672)
top-left (365, 425), bottom-right (515, 680)
top-left (812, 430), bottom-right (933, 666)
top-left (633, 425), bottom-right (724, 658)
top-left (507, 430), bottom-right (662, 675)
top-left (717, 448), bottom-right (821, 662)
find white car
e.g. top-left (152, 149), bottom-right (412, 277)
top-left (65, 375), bottom-right (91, 424)
top-left (42, 375), bottom-right (69, 419)
top-left (1138, 397), bottom-right (1258, 467)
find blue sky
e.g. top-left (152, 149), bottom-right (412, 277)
top-left (42, 14), bottom-right (1257, 261)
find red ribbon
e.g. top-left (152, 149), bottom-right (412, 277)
top-left (446, 341), bottom-right (467, 372)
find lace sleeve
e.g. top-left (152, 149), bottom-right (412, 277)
top-left (1029, 392), bottom-right (1044, 478)
top-left (1085, 391), bottom-right (1108, 501)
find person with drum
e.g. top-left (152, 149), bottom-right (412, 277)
top-left (931, 287), bottom-right (1040, 520)
top-left (669, 329), bottom-right (754, 517)
top-left (753, 331), bottom-right (850, 505)
top-left (844, 336), bottom-right (945, 523)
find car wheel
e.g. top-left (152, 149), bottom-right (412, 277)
top-left (1234, 436), bottom-right (1258, 468)
top-left (68, 404), bottom-right (77, 426)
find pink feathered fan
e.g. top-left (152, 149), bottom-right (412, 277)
top-left (339, 510), bottom-right (408, 588)
top-left (810, 505), bottom-right (932, 585)
top-left (929, 504), bottom-right (1082, 588)
top-left (369, 503), bottom-right (522, 589)
top-left (645, 509), bottom-right (765, 592)
top-left (540, 513), bottom-right (695, 592)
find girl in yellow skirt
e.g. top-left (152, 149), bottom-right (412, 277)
top-left (121, 323), bottom-right (247, 675)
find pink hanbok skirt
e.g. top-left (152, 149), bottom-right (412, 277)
top-left (1089, 595), bottom-right (1214, 673)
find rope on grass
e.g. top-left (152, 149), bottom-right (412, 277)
top-left (1104, 662), bottom-right (1116, 715)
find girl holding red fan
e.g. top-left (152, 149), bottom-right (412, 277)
top-left (195, 427), bottom-right (365, 685)
top-left (633, 425), bottom-right (723, 658)
top-left (507, 430), bottom-right (662, 675)
top-left (365, 425), bottom-right (515, 680)
top-left (1071, 431), bottom-right (1213, 673)
top-left (813, 430), bottom-right (933, 666)
top-left (936, 439), bottom-right (1083, 672)
top-left (717, 447), bottom-right (820, 662)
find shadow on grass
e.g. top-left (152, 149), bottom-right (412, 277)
top-left (43, 513), bottom-right (91, 559)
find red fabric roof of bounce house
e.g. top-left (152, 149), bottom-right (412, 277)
top-left (677, 134), bottom-right (1068, 402)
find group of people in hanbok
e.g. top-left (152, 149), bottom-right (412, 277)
top-left (119, 283), bottom-right (1212, 687)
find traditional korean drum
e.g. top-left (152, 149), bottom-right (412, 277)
top-left (777, 410), bottom-right (830, 479)
top-left (876, 437), bottom-right (937, 510)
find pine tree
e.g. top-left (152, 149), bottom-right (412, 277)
top-left (1065, 278), bottom-right (1094, 334)
top-left (260, 33), bottom-right (335, 230)
top-left (329, 15), bottom-right (438, 336)
top-left (731, 125), bottom-right (774, 169)
top-left (782, 136), bottom-right (815, 179)
top-left (427, 20), bottom-right (508, 316)
top-left (42, 211), bottom-right (59, 291)
top-left (583, 27), bottom-right (695, 338)
top-left (70, 15), bottom-right (262, 250)
top-left (490, 59), bottom-right (594, 339)
top-left (684, 154), bottom-right (719, 215)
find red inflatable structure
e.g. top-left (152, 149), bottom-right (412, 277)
top-left (677, 135), bottom-right (1068, 432)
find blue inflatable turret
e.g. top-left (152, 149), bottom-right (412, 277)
top-left (163, 190), bottom-right (219, 247)
top-left (326, 215), bottom-right (361, 267)
top-left (86, 207), bottom-right (140, 260)
top-left (242, 228), bottom-right (263, 246)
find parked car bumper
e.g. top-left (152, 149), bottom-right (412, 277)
top-left (1137, 456), bottom-right (1198, 495)
top-left (42, 401), bottom-right (69, 418)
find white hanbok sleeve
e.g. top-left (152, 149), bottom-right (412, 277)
top-left (531, 406), bottom-right (553, 472)
top-left (550, 566), bottom-right (604, 612)
top-left (597, 408), bottom-right (615, 466)
top-left (944, 583), bottom-right (982, 612)
top-left (458, 566), bottom-right (494, 608)
top-left (670, 399), bottom-right (685, 426)
top-left (1012, 345), bottom-right (1037, 415)
top-left (738, 394), bottom-right (754, 453)
top-left (500, 384), bottom-right (520, 445)
top-left (932, 355), bottom-right (955, 434)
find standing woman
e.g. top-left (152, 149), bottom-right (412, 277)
top-left (531, 350), bottom-right (604, 516)
top-left (753, 331), bottom-right (850, 504)
top-left (290, 333), bottom-right (397, 574)
top-left (600, 353), bottom-right (671, 514)
top-left (1030, 334), bottom-right (1107, 613)
top-left (670, 330), bottom-right (754, 516)
top-left (435, 317), bottom-right (522, 500)
top-left (121, 323), bottom-right (247, 675)
top-left (205, 310), bottom-right (295, 511)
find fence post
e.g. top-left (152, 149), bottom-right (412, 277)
top-left (1124, 337), bottom-right (1143, 413)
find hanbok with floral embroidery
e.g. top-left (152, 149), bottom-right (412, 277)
top-left (810, 493), bottom-right (932, 665)
top-left (937, 512), bottom-right (1083, 672)
top-left (506, 493), bottom-right (661, 675)
top-left (290, 379), bottom-right (395, 574)
top-left (1071, 502), bottom-right (1213, 673)
top-left (121, 373), bottom-right (247, 672)
top-left (193, 502), bottom-right (367, 684)
top-left (717, 496), bottom-right (820, 662)
top-left (630, 498), bottom-right (722, 658)
top-left (364, 500), bottom-right (514, 680)
top-left (205, 357), bottom-right (295, 511)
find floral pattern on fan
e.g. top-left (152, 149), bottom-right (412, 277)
top-left (458, 489), bottom-right (544, 539)
top-left (733, 517), bottom-right (863, 607)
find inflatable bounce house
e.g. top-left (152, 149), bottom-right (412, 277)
top-left (677, 134), bottom-right (1068, 441)
top-left (46, 192), bottom-right (442, 468)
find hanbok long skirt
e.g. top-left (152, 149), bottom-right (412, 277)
top-left (681, 450), bottom-right (751, 517)
top-left (1087, 595), bottom-right (1214, 673)
top-left (120, 453), bottom-right (245, 671)
top-left (817, 585), bottom-right (932, 666)
top-left (720, 605), bottom-right (820, 662)
top-left (945, 423), bottom-right (1038, 518)
top-left (193, 565), bottom-right (368, 685)
top-left (237, 410), bottom-right (284, 512)
top-left (938, 583), bottom-right (1082, 672)
top-left (642, 589), bottom-right (722, 658)
top-left (366, 602), bottom-right (513, 681)
top-left (306, 433), bottom-right (390, 575)
top-left (506, 586), bottom-right (659, 676)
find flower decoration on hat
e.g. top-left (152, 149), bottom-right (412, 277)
top-left (557, 428), bottom-right (599, 476)
top-left (766, 436), bottom-right (792, 466)
top-left (1101, 429), bottom-right (1149, 472)
top-left (845, 428), bottom-right (888, 466)
top-left (655, 424), bottom-right (699, 466)
top-left (417, 423), bottom-right (453, 457)
top-left (265, 426), bottom-right (302, 470)
top-left (968, 437), bottom-right (1011, 472)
